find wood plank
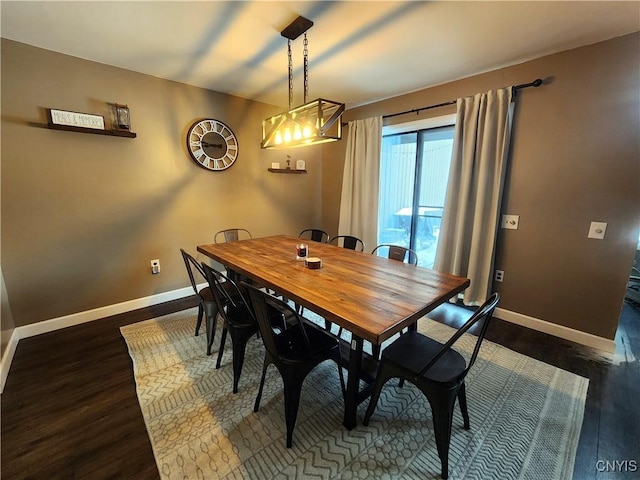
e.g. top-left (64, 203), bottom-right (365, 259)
top-left (198, 235), bottom-right (470, 344)
top-left (1, 296), bottom-right (196, 479)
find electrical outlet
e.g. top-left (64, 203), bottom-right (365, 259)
top-left (150, 259), bottom-right (160, 274)
top-left (588, 221), bottom-right (607, 240)
top-left (495, 270), bottom-right (504, 282)
top-left (501, 214), bottom-right (519, 230)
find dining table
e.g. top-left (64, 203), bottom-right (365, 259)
top-left (197, 234), bottom-right (470, 429)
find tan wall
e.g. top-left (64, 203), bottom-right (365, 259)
top-left (3, 34), bottom-right (638, 340)
top-left (1, 39), bottom-right (323, 328)
top-left (322, 33), bottom-right (640, 340)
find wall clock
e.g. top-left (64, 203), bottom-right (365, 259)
top-left (186, 119), bottom-right (239, 171)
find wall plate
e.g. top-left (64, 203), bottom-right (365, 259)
top-left (501, 214), bottom-right (519, 230)
top-left (588, 221), bottom-right (607, 240)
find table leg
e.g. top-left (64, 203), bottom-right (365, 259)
top-left (343, 335), bottom-right (363, 430)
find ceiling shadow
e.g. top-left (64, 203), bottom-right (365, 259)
top-left (172, 2), bottom-right (247, 83)
top-left (246, 1), bottom-right (429, 103)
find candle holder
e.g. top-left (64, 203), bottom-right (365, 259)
top-left (114, 103), bottom-right (131, 131)
top-left (296, 243), bottom-right (308, 260)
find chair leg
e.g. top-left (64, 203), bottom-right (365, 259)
top-left (334, 357), bottom-right (346, 399)
top-left (254, 358), bottom-right (269, 412)
top-left (216, 327), bottom-right (228, 369)
top-left (195, 303), bottom-right (204, 336)
top-left (363, 363), bottom-right (394, 426)
top-left (282, 374), bottom-right (305, 448)
top-left (230, 330), bottom-right (252, 394)
top-left (204, 304), bottom-right (218, 356)
top-left (424, 388), bottom-right (458, 480)
top-left (458, 382), bottom-right (470, 429)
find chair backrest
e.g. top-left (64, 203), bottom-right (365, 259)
top-left (329, 235), bottom-right (365, 252)
top-left (419, 293), bottom-right (500, 379)
top-left (214, 228), bottom-right (252, 244)
top-left (372, 244), bottom-right (419, 266)
top-left (201, 263), bottom-right (249, 320)
top-left (244, 283), bottom-right (313, 361)
top-left (180, 248), bottom-right (206, 296)
top-left (299, 229), bottom-right (330, 243)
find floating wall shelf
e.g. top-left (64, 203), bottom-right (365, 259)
top-left (46, 123), bottom-right (137, 138)
top-left (268, 168), bottom-right (307, 174)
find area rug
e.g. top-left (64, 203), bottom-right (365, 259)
top-left (121, 307), bottom-right (588, 480)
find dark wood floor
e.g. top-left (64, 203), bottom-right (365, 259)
top-left (2, 297), bottom-right (639, 479)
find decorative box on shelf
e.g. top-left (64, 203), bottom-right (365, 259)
top-left (268, 160), bottom-right (306, 174)
top-left (45, 108), bottom-right (136, 138)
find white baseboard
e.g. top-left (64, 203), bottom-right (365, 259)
top-left (1, 287), bottom-right (616, 393)
top-left (1, 329), bottom-right (19, 394)
top-left (0, 283), bottom-right (206, 393)
top-left (494, 307), bottom-right (616, 353)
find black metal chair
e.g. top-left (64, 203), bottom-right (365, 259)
top-left (180, 249), bottom-right (219, 353)
top-left (363, 293), bottom-right (499, 480)
top-left (329, 235), bottom-right (365, 252)
top-left (213, 228), bottom-right (254, 286)
top-left (202, 263), bottom-right (269, 393)
top-left (214, 228), bottom-right (252, 244)
top-left (244, 283), bottom-right (346, 448)
top-left (372, 244), bottom-right (419, 266)
top-left (299, 228), bottom-right (330, 243)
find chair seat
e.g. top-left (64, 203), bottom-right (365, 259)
top-left (201, 280), bottom-right (246, 307)
top-left (274, 320), bottom-right (338, 362)
top-left (198, 285), bottom-right (214, 301)
top-left (382, 331), bottom-right (466, 384)
top-left (225, 305), bottom-right (259, 329)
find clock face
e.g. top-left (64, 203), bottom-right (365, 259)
top-left (186, 119), bottom-right (239, 171)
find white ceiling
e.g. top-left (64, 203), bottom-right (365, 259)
top-left (2, 1), bottom-right (639, 109)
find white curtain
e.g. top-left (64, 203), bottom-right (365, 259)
top-left (338, 116), bottom-right (383, 251)
top-left (434, 88), bottom-right (514, 305)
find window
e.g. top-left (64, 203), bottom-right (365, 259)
top-left (377, 118), bottom-right (455, 268)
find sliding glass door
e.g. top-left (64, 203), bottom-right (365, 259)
top-left (377, 125), bottom-right (455, 267)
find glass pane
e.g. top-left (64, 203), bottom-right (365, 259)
top-left (414, 126), bottom-right (454, 268)
top-left (378, 132), bottom-right (417, 247)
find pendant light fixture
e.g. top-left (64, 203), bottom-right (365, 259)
top-left (261, 16), bottom-right (345, 149)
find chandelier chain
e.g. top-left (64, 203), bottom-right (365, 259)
top-left (303, 33), bottom-right (309, 104)
top-left (261, 17), bottom-right (345, 149)
top-left (287, 39), bottom-right (293, 110)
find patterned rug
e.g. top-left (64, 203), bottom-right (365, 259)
top-left (121, 307), bottom-right (588, 479)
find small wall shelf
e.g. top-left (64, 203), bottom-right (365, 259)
top-left (268, 168), bottom-right (307, 174)
top-left (46, 123), bottom-right (137, 138)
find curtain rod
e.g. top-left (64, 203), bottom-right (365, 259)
top-left (346, 78), bottom-right (544, 124)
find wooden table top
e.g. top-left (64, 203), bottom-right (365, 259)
top-left (197, 235), bottom-right (470, 345)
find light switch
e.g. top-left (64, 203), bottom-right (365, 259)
top-left (588, 221), bottom-right (607, 240)
top-left (501, 214), bottom-right (519, 230)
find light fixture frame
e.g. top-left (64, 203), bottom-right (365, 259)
top-left (261, 98), bottom-right (345, 149)
top-left (261, 16), bottom-right (345, 149)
